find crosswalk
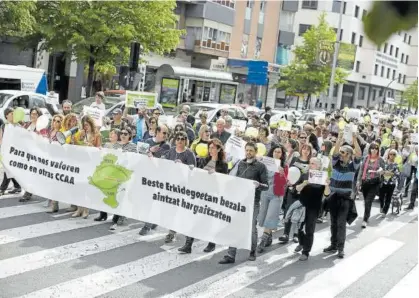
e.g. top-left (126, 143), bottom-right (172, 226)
top-left (0, 189), bottom-right (417, 298)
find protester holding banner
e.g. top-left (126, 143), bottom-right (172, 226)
top-left (219, 141), bottom-right (268, 264)
top-left (257, 144), bottom-right (287, 254)
top-left (62, 113), bottom-right (81, 145)
top-left (191, 125), bottom-right (211, 167)
top-left (0, 108), bottom-right (22, 196)
top-left (178, 138), bottom-right (228, 254)
top-left (48, 114), bottom-right (64, 143)
top-left (295, 157), bottom-right (330, 261)
top-left (162, 130), bottom-right (196, 243)
top-left (103, 129), bottom-right (122, 150)
top-left (80, 115), bottom-right (102, 148)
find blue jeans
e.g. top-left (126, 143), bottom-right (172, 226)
top-left (258, 192), bottom-right (283, 230)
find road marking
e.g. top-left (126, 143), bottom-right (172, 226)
top-left (281, 238), bottom-right (404, 298)
top-left (0, 217), bottom-right (106, 245)
top-left (16, 241), bottom-right (226, 298)
top-left (0, 229), bottom-right (166, 279)
top-left (161, 229), bottom-right (354, 298)
top-left (51, 211), bottom-right (74, 218)
top-left (0, 202), bottom-right (47, 219)
top-left (382, 265), bottom-right (419, 298)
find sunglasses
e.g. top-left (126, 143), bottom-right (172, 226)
top-left (53, 119), bottom-right (61, 123)
top-left (370, 147), bottom-right (379, 150)
top-left (121, 132), bottom-right (129, 136)
top-left (176, 137), bottom-right (186, 141)
top-left (150, 121), bottom-right (157, 124)
top-left (153, 112), bottom-right (161, 116)
top-left (175, 128), bottom-right (182, 131)
top-left (339, 151), bottom-right (347, 155)
top-left (389, 153), bottom-right (396, 156)
top-left (299, 137), bottom-right (307, 140)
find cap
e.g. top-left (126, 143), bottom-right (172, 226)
top-left (112, 108), bottom-right (122, 115)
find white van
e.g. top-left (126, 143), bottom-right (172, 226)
top-left (0, 64), bottom-right (48, 94)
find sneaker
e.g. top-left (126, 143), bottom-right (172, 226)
top-left (248, 251), bottom-right (256, 261)
top-left (109, 224), bottom-right (117, 231)
top-left (178, 244), bottom-right (192, 254)
top-left (294, 245), bottom-right (303, 253)
top-left (362, 221), bottom-right (367, 228)
top-left (299, 254), bottom-right (308, 261)
top-left (203, 243), bottom-right (216, 253)
top-left (165, 233), bottom-right (175, 243)
top-left (219, 256), bottom-right (235, 264)
top-left (323, 245), bottom-right (337, 253)
top-left (8, 188), bottom-right (21, 194)
top-left (338, 250), bottom-right (345, 258)
top-left (278, 235), bottom-right (289, 244)
top-left (139, 226), bottom-right (151, 236)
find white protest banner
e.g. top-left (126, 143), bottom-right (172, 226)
top-left (0, 125), bottom-right (255, 249)
top-left (411, 133), bottom-right (418, 144)
top-left (371, 116), bottom-right (380, 125)
top-left (320, 155), bottom-right (330, 169)
top-left (158, 115), bottom-right (175, 128)
top-left (83, 106), bottom-right (104, 127)
top-left (259, 156), bottom-right (280, 172)
top-left (125, 91), bottom-right (157, 109)
top-left (343, 124), bottom-right (353, 144)
top-left (308, 170), bottom-right (328, 185)
top-left (225, 136), bottom-right (246, 160)
top-left (231, 119), bottom-right (247, 132)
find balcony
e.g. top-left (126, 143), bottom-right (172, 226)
top-left (189, 39), bottom-right (229, 58)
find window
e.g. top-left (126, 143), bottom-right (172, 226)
top-left (211, 0), bottom-right (235, 9)
top-left (298, 24), bottom-right (311, 36)
top-left (355, 61), bottom-right (360, 72)
top-left (387, 68), bottom-right (390, 79)
top-left (372, 89), bottom-right (376, 101)
top-left (351, 32), bottom-right (356, 44)
top-left (260, 0), bottom-right (266, 12)
top-left (392, 70), bottom-right (396, 80)
top-left (354, 5), bottom-right (359, 18)
top-left (406, 55), bottom-right (409, 64)
top-left (31, 95), bottom-right (46, 108)
top-left (389, 45), bottom-right (393, 55)
top-left (401, 53), bottom-right (405, 63)
top-left (343, 2), bottom-right (346, 14)
top-left (359, 87), bottom-right (365, 100)
top-left (374, 64), bottom-right (378, 75)
top-left (381, 66), bottom-right (384, 77)
top-left (359, 35), bottom-right (363, 47)
top-left (395, 47), bottom-right (399, 57)
top-left (302, 0), bottom-right (318, 10)
top-left (403, 75), bottom-right (406, 84)
top-left (404, 33), bottom-right (407, 42)
top-left (408, 35), bottom-right (411, 44)
top-left (202, 27), bottom-right (231, 51)
top-left (362, 9), bottom-right (367, 19)
top-left (384, 43), bottom-right (388, 53)
top-left (398, 73), bottom-right (402, 83)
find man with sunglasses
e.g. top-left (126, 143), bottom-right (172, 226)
top-left (138, 124), bottom-right (172, 236)
top-left (324, 131), bottom-right (361, 258)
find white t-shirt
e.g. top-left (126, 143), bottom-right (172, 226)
top-left (90, 102), bottom-right (106, 110)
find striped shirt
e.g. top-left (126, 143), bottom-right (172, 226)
top-left (330, 154), bottom-right (361, 198)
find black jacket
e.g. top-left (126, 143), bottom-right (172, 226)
top-left (211, 130), bottom-right (231, 145)
top-left (235, 159), bottom-right (268, 203)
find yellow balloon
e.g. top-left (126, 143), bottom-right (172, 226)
top-left (195, 143), bottom-right (208, 158)
top-left (338, 121), bottom-right (345, 130)
top-left (256, 143), bottom-right (267, 156)
top-left (245, 127), bottom-right (258, 138)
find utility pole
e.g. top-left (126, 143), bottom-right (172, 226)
top-left (327, 0), bottom-right (344, 111)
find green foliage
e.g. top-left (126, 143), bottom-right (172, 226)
top-left (33, 1), bottom-right (182, 64)
top-left (403, 79), bottom-right (418, 110)
top-left (276, 13), bottom-right (348, 96)
top-left (0, 1), bottom-right (36, 36)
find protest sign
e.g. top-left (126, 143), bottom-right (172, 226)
top-left (258, 156), bottom-right (280, 172)
top-left (392, 129), bottom-right (403, 140)
top-left (278, 119), bottom-right (292, 131)
top-left (343, 124), bottom-right (354, 144)
top-left (158, 115), bottom-right (175, 128)
top-left (1, 125), bottom-right (255, 249)
top-left (83, 106), bottom-right (105, 127)
top-left (225, 136), bottom-right (246, 160)
top-left (125, 91), bottom-right (157, 109)
top-left (308, 170), bottom-right (328, 185)
top-left (231, 119), bottom-right (247, 132)
top-left (371, 117), bottom-right (380, 125)
top-left (411, 133), bottom-right (418, 144)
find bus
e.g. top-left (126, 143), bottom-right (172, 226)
top-left (0, 64), bottom-right (48, 95)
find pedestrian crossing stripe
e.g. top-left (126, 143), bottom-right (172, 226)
top-left (0, 198), bottom-right (416, 298)
top-left (382, 265), bottom-right (418, 298)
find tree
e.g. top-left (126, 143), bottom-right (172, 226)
top-left (0, 1), bottom-right (36, 37)
top-left (276, 13), bottom-right (348, 109)
top-left (403, 79), bottom-right (418, 111)
top-left (31, 0), bottom-right (182, 96)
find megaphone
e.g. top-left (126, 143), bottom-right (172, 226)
top-left (56, 127), bottom-right (79, 145)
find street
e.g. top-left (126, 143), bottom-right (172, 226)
top-left (0, 180), bottom-right (417, 298)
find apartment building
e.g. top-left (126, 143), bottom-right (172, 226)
top-left (276, 0), bottom-right (418, 110)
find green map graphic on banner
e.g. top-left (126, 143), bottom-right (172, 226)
top-left (88, 154), bottom-right (133, 208)
top-left (337, 43), bottom-right (357, 70)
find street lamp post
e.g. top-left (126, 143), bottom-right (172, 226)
top-left (327, 0), bottom-right (344, 111)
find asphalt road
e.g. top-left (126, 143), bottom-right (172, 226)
top-left (0, 177), bottom-right (417, 298)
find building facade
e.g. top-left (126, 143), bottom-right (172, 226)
top-left (276, 0), bottom-right (418, 110)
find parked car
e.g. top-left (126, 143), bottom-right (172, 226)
top-left (296, 111), bottom-right (326, 128)
top-left (104, 101), bottom-right (165, 120)
top-left (72, 96), bottom-right (121, 115)
top-left (178, 103), bottom-right (248, 125)
top-left (269, 110), bottom-right (300, 130)
top-left (0, 90), bottom-right (54, 122)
